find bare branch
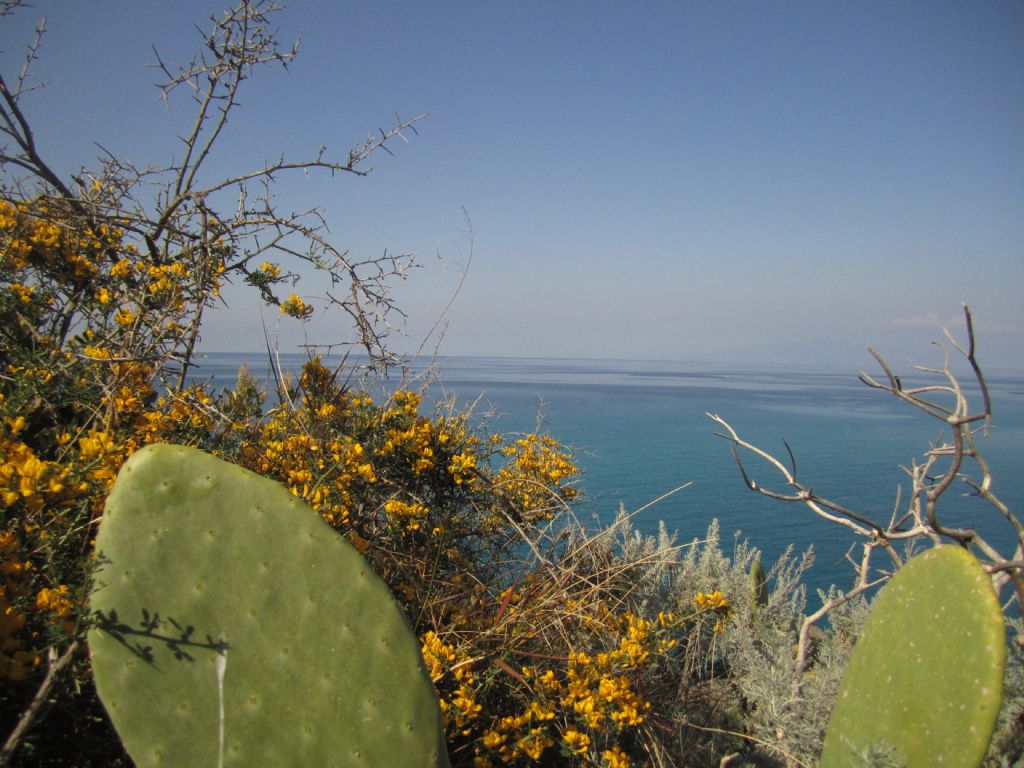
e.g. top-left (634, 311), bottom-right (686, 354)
top-left (795, 577), bottom-right (886, 677)
top-left (713, 305), bottom-right (1022, 622)
top-left (709, 413), bottom-right (882, 539)
top-left (2, 0), bottom-right (429, 375)
top-left (0, 641), bottom-right (80, 765)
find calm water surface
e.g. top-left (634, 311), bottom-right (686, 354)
top-left (191, 353), bottom-right (1024, 598)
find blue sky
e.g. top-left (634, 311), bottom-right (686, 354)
top-left (3, 1), bottom-right (1023, 368)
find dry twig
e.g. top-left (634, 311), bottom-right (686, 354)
top-left (710, 305), bottom-right (1024, 672)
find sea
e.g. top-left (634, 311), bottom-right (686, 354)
top-left (189, 352), bottom-right (1024, 601)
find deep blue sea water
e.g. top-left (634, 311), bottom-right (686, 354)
top-left (191, 353), bottom-right (1024, 601)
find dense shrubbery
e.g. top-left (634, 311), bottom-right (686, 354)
top-left (0, 195), bottom-right (801, 766)
top-left (2, 3), bottom-right (1023, 766)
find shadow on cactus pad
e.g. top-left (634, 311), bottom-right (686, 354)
top-left (88, 443), bottom-right (450, 768)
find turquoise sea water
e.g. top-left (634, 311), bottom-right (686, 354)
top-left (191, 353), bottom-right (1024, 599)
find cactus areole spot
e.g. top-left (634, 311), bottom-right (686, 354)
top-left (89, 444), bottom-right (450, 768)
top-left (820, 545), bottom-right (1006, 768)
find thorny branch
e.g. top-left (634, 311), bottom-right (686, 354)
top-left (1, 0), bottom-right (425, 384)
top-left (709, 305), bottom-right (1024, 673)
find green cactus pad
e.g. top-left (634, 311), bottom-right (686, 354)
top-left (820, 545), bottom-right (1005, 768)
top-left (89, 444), bottom-right (449, 768)
top-left (749, 558), bottom-right (768, 609)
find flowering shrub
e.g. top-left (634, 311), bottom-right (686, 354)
top-left (0, 194), bottom-right (758, 765)
top-left (0, 195), bottom-right (595, 765)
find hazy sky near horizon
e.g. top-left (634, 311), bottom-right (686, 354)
top-left (3, 1), bottom-right (1023, 368)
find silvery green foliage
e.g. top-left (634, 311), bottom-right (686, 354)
top-left (986, 619), bottom-right (1024, 767)
top-left (557, 507), bottom-right (1024, 766)
top-left (580, 509), bottom-right (870, 765)
top-left (706, 535), bottom-right (864, 767)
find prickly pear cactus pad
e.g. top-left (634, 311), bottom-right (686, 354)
top-left (88, 444), bottom-right (449, 768)
top-left (820, 545), bottom-right (1005, 768)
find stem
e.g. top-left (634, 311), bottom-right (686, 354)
top-left (0, 641), bottom-right (80, 767)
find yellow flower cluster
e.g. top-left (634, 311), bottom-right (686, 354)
top-left (35, 585), bottom-right (73, 618)
top-left (493, 434), bottom-right (579, 520)
top-left (387, 390), bottom-right (423, 417)
top-left (602, 746), bottom-right (632, 768)
top-left (383, 498), bottom-right (430, 530)
top-left (1, 418), bottom-right (67, 511)
top-left (35, 584), bottom-right (75, 634)
top-left (99, 361), bottom-right (157, 420)
top-left (146, 262), bottom-right (188, 296)
top-left (562, 726), bottom-right (590, 753)
top-left (240, 422), bottom-right (376, 528)
top-left (0, 530), bottom-right (38, 681)
top-left (561, 648), bottom-right (649, 730)
top-left (421, 632), bottom-right (482, 733)
top-left (259, 261), bottom-right (281, 278)
top-left (379, 419), bottom-right (437, 473)
top-left (162, 387), bottom-right (215, 430)
top-left (448, 450), bottom-right (477, 484)
top-left (694, 591), bottom-right (733, 633)
top-left (468, 647), bottom-right (648, 766)
top-left (374, 392), bottom-right (477, 484)
top-left (433, 605), bottom-right (667, 767)
top-left (77, 429), bottom-right (127, 493)
top-left (3, 206), bottom-right (604, 768)
top-left (0, 199), bottom-right (122, 283)
top-left (280, 292), bottom-right (314, 319)
top-left (9, 282), bottom-right (33, 304)
top-left (0, 201), bottom-right (16, 231)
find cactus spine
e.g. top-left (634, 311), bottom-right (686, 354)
top-left (820, 545), bottom-right (1005, 767)
top-left (88, 444), bottom-right (449, 768)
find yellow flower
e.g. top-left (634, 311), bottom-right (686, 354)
top-left (451, 684), bottom-right (482, 726)
top-left (695, 591), bottom-right (729, 610)
top-left (517, 728), bottom-right (553, 760)
top-left (315, 403), bottom-right (336, 419)
top-left (259, 261), bottom-right (281, 278)
top-left (481, 730), bottom-right (505, 749)
top-left (17, 455), bottom-right (45, 498)
top-left (420, 631), bottom-right (458, 680)
top-left (527, 700), bottom-right (556, 721)
top-left (0, 200), bottom-right (16, 229)
top-left (110, 259), bottom-right (133, 278)
top-left (35, 585), bottom-right (74, 618)
top-left (448, 451), bottom-right (477, 483)
top-left (493, 433), bottom-right (579, 517)
top-left (83, 346), bottom-right (111, 360)
top-left (603, 746), bottom-right (631, 768)
top-left (280, 293), bottom-right (314, 319)
top-left (9, 283), bottom-right (33, 304)
top-left (562, 727), bottom-right (590, 754)
top-left (383, 498), bottom-right (429, 531)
